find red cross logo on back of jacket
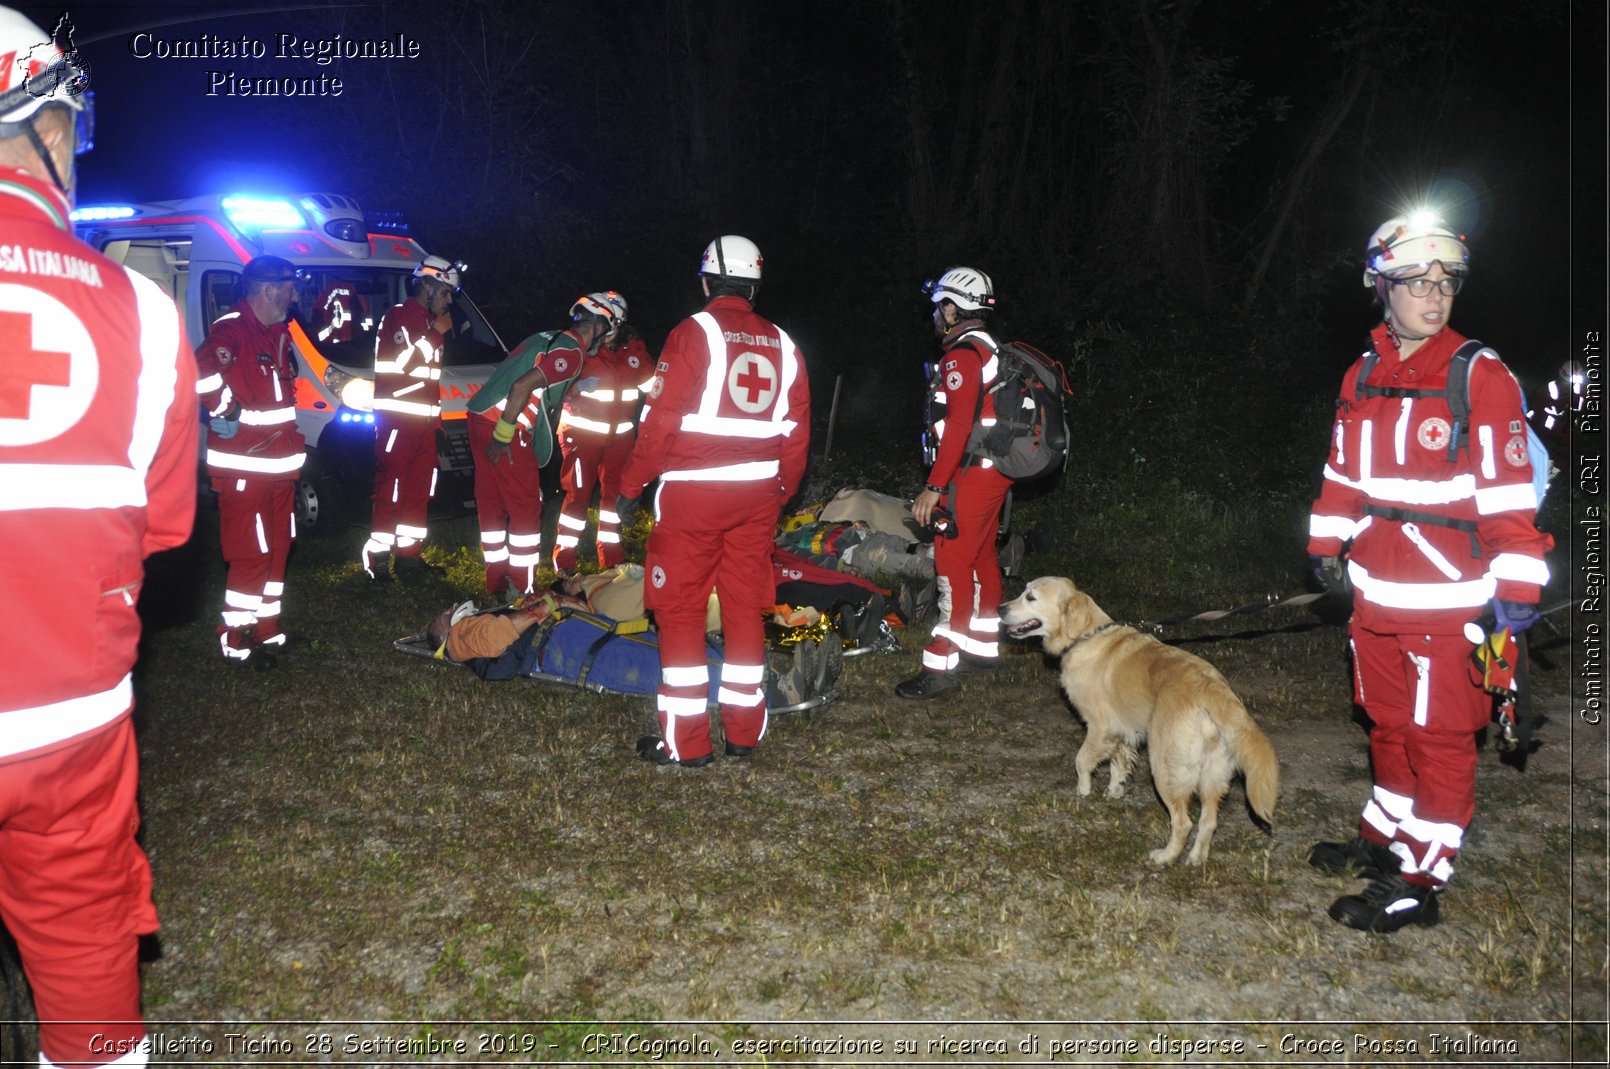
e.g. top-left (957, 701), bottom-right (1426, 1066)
top-left (728, 352), bottom-right (776, 413)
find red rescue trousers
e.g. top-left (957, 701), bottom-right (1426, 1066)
top-left (553, 429), bottom-right (635, 571)
top-left (470, 415), bottom-right (544, 596)
top-left (643, 483), bottom-right (781, 761)
top-left (0, 718), bottom-right (155, 1068)
top-left (213, 477), bottom-right (296, 659)
top-left (1349, 626), bottom-right (1491, 888)
top-left (363, 414), bottom-right (438, 574)
top-left (923, 465), bottom-right (1012, 672)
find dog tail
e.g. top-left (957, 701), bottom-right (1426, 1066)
top-left (1210, 700), bottom-right (1280, 826)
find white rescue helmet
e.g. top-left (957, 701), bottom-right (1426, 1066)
top-left (923, 266), bottom-right (995, 312)
top-left (0, 9), bottom-right (90, 127)
top-left (570, 290), bottom-right (628, 323)
top-left (414, 255), bottom-right (461, 290)
top-left (698, 235), bottom-right (763, 282)
top-left (1362, 213), bottom-right (1469, 287)
top-left (0, 9), bottom-right (92, 197)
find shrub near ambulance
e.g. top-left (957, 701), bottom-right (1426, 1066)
top-left (73, 192), bottom-right (506, 530)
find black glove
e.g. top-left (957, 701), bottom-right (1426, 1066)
top-left (1311, 555), bottom-right (1348, 599)
top-left (1493, 599), bottom-right (1540, 634)
top-left (616, 493), bottom-right (643, 526)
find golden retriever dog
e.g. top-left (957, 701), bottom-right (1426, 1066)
top-left (1000, 577), bottom-right (1278, 866)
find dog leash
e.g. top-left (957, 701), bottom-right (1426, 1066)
top-left (1131, 594), bottom-right (1571, 635)
top-left (1131, 591), bottom-right (1329, 634)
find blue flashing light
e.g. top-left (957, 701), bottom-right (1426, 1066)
top-left (365, 209), bottom-right (411, 235)
top-left (70, 205), bottom-right (138, 222)
top-left (222, 195), bottom-right (305, 231)
top-left (337, 410), bottom-right (375, 425)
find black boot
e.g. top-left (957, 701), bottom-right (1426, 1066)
top-left (813, 632), bottom-right (844, 695)
top-left (1309, 836), bottom-right (1397, 879)
top-left (635, 735), bottom-right (713, 768)
top-left (894, 669), bottom-right (960, 699)
top-left (1328, 874), bottom-right (1440, 933)
top-left (955, 652), bottom-right (999, 674)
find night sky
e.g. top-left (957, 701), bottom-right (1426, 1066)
top-left (16, 1), bottom-right (1603, 448)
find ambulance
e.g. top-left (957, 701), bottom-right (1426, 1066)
top-left (71, 191), bottom-right (506, 531)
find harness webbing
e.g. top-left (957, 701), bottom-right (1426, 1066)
top-left (1354, 338), bottom-right (1486, 462)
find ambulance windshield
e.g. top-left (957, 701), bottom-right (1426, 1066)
top-left (289, 267), bottom-right (505, 369)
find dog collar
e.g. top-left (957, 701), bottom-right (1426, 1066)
top-left (1067, 620), bottom-right (1125, 652)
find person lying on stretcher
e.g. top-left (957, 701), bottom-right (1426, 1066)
top-left (420, 580), bottom-right (839, 708)
top-left (426, 593), bottom-right (578, 662)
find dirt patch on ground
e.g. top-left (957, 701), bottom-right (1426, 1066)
top-left (6, 507), bottom-right (1592, 1067)
top-left (112, 605), bottom-right (1607, 1065)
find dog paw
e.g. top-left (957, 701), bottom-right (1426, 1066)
top-left (1075, 781), bottom-right (1093, 797)
top-left (1105, 784), bottom-right (1126, 799)
top-left (1148, 847), bottom-right (1179, 865)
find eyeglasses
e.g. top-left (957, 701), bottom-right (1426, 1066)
top-left (1390, 276), bottom-right (1464, 297)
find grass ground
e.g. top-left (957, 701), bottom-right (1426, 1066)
top-left (2, 475), bottom-right (1602, 1066)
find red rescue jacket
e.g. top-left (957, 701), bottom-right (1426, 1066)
top-left (560, 336), bottom-right (653, 439)
top-left (372, 299), bottom-right (443, 421)
top-left (924, 323), bottom-right (1001, 488)
top-left (621, 295), bottom-right (810, 498)
top-left (1308, 324), bottom-right (1553, 633)
top-left (0, 168), bottom-right (198, 760)
top-left (196, 299), bottom-right (306, 481)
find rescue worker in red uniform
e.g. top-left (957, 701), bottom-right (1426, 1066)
top-left (196, 254), bottom-right (307, 666)
top-left (361, 256), bottom-right (458, 580)
top-left (1307, 213), bottom-right (1553, 932)
top-left (620, 236), bottom-right (812, 767)
top-left (0, 11), bottom-right (196, 1063)
top-left (553, 295), bottom-right (653, 571)
top-left (897, 266), bottom-right (1012, 699)
top-left (468, 295), bottom-right (621, 596)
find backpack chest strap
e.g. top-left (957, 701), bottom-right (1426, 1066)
top-left (1361, 504), bottom-right (1482, 558)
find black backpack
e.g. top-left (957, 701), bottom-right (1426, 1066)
top-left (965, 338), bottom-right (1071, 481)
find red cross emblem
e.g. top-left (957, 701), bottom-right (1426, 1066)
top-left (727, 352), bottom-right (776, 413)
top-left (0, 311), bottom-right (71, 419)
top-left (0, 287), bottom-right (97, 447)
top-left (1416, 417), bottom-right (1451, 451)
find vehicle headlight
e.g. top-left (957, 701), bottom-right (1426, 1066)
top-left (323, 365), bottom-right (374, 411)
top-left (339, 377), bottom-right (374, 410)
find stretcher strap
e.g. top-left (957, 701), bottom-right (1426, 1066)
top-left (529, 607), bottom-right (650, 686)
